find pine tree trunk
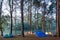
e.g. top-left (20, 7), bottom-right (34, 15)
top-left (42, 0), bottom-right (46, 32)
top-left (56, 0), bottom-right (60, 37)
top-left (28, 0), bottom-right (32, 34)
top-left (9, 0), bottom-right (13, 34)
top-left (0, 8), bottom-right (1, 29)
top-left (21, 0), bottom-right (24, 37)
top-left (42, 13), bottom-right (45, 32)
top-left (56, 0), bottom-right (59, 37)
top-left (0, 0), bottom-right (3, 36)
top-left (35, 7), bottom-right (38, 30)
top-left (49, 11), bottom-right (52, 32)
top-left (14, 0), bottom-right (17, 35)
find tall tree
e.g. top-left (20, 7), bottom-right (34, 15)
top-left (56, 0), bottom-right (58, 37)
top-left (41, 0), bottom-right (46, 32)
top-left (9, 0), bottom-right (13, 34)
top-left (0, 0), bottom-right (3, 36)
top-left (28, 0), bottom-right (32, 34)
top-left (58, 0), bottom-right (60, 37)
top-left (48, 0), bottom-right (53, 32)
top-left (47, 0), bottom-right (56, 33)
top-left (21, 0), bottom-right (24, 37)
top-left (14, 0), bottom-right (17, 35)
top-left (33, 0), bottom-right (40, 30)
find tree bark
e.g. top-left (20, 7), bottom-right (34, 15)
top-left (14, 0), bottom-right (17, 35)
top-left (56, 0), bottom-right (59, 37)
top-left (0, 0), bottom-right (3, 36)
top-left (42, 1), bottom-right (46, 32)
top-left (9, 0), bottom-right (13, 34)
top-left (21, 0), bottom-right (24, 37)
top-left (56, 0), bottom-right (60, 37)
top-left (28, 0), bottom-right (32, 34)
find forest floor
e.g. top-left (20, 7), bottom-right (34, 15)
top-left (0, 35), bottom-right (60, 40)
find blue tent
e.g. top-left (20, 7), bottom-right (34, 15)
top-left (35, 31), bottom-right (47, 37)
top-left (3, 33), bottom-right (13, 38)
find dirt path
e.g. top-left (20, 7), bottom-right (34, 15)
top-left (0, 35), bottom-right (60, 40)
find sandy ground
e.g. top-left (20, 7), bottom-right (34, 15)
top-left (0, 35), bottom-right (60, 40)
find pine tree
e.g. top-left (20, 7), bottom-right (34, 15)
top-left (9, 0), bottom-right (13, 34)
top-left (33, 0), bottom-right (40, 30)
top-left (0, 0), bottom-right (3, 36)
top-left (21, 0), bottom-right (24, 37)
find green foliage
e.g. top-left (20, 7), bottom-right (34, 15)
top-left (1, 15), bottom-right (10, 31)
top-left (33, 0), bottom-right (40, 8)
